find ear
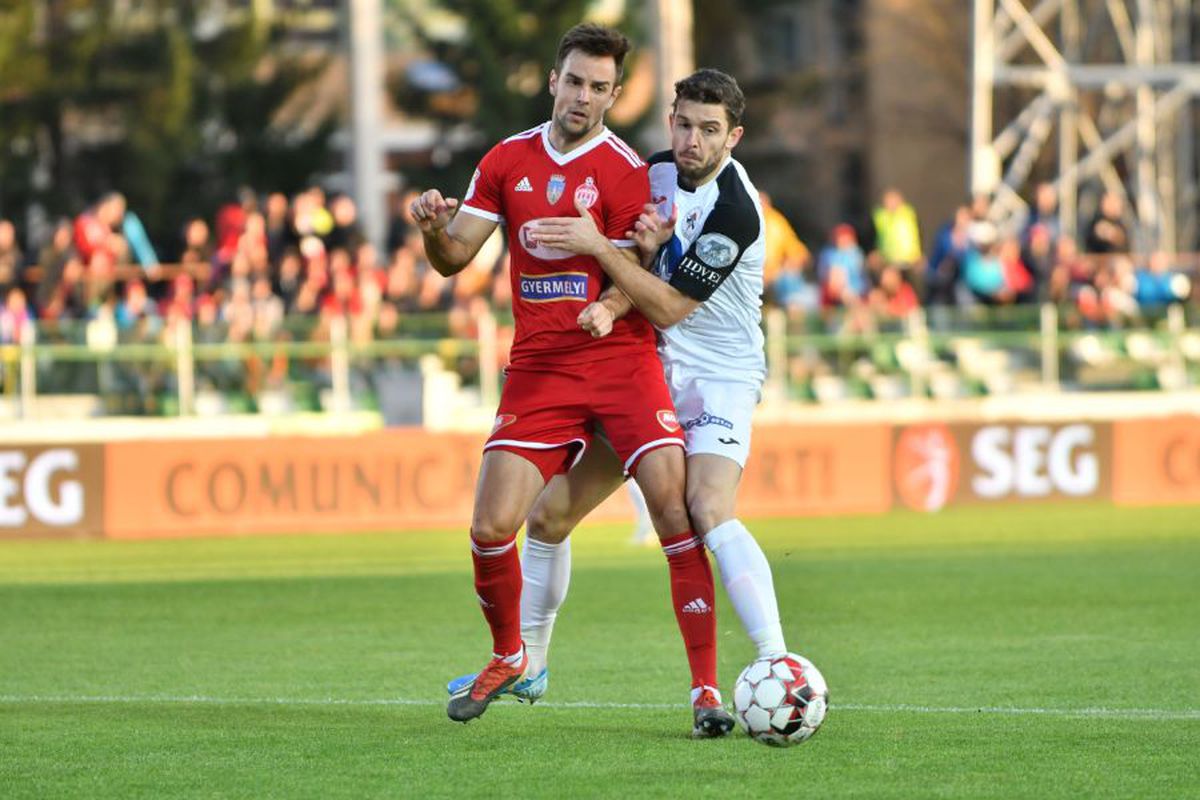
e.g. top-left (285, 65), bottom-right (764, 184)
top-left (725, 125), bottom-right (745, 151)
top-left (604, 83), bottom-right (622, 111)
top-left (548, 69), bottom-right (559, 97)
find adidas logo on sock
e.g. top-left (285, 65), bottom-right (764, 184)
top-left (476, 592), bottom-right (494, 608)
top-left (515, 176), bottom-right (533, 192)
top-left (682, 598), bottom-right (712, 614)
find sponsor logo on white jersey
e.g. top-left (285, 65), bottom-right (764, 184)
top-left (695, 233), bottom-right (738, 268)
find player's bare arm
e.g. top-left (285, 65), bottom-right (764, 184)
top-left (410, 189), bottom-right (498, 276)
top-left (533, 198), bottom-right (699, 328)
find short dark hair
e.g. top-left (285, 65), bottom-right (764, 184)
top-left (673, 68), bottom-right (746, 129)
top-left (555, 24), bottom-right (631, 82)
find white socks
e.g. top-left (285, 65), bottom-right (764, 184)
top-left (703, 519), bottom-right (787, 658)
top-left (520, 536), bottom-right (572, 675)
top-left (626, 481), bottom-right (653, 544)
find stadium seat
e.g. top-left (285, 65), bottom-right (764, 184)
top-left (1123, 332), bottom-right (1166, 366)
top-left (812, 374), bottom-right (850, 403)
top-left (1179, 332), bottom-right (1200, 363)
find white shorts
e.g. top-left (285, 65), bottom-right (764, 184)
top-left (664, 365), bottom-right (761, 469)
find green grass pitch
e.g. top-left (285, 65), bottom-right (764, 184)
top-left (2, 503), bottom-right (1198, 798)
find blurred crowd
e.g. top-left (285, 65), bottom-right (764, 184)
top-left (765, 183), bottom-right (1195, 334)
top-left (0, 187), bottom-right (513, 357)
top-left (1, 181), bottom-right (1197, 359)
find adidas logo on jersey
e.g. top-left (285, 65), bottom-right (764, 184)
top-left (515, 176), bottom-right (533, 192)
top-left (682, 598), bottom-right (712, 614)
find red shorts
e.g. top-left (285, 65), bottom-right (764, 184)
top-left (485, 354), bottom-right (685, 483)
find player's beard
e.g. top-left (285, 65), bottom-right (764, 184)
top-left (675, 149), bottom-right (722, 189)
top-left (553, 107), bottom-right (598, 146)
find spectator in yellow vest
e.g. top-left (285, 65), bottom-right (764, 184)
top-left (872, 188), bottom-right (923, 269)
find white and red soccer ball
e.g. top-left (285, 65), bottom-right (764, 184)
top-left (733, 653), bottom-right (829, 747)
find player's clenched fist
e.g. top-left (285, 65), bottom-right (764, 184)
top-left (577, 302), bottom-right (615, 338)
top-left (410, 190), bottom-right (459, 233)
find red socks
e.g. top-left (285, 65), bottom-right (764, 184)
top-left (660, 531), bottom-right (718, 690)
top-left (470, 533), bottom-right (523, 658)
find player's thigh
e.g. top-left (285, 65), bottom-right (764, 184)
top-left (472, 449), bottom-right (547, 542)
top-left (526, 435), bottom-right (625, 544)
top-left (591, 354), bottom-right (686, 476)
top-left (675, 375), bottom-right (758, 470)
top-left (685, 453), bottom-right (743, 535)
top-left (630, 444), bottom-right (690, 537)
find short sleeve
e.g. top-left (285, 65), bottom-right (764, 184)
top-left (668, 200), bottom-right (760, 302)
top-left (459, 145), bottom-right (506, 223)
top-left (603, 165), bottom-right (650, 247)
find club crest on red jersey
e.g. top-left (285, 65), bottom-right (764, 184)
top-left (657, 409), bottom-right (680, 432)
top-left (546, 174), bottom-right (566, 205)
top-left (574, 176), bottom-right (599, 209)
top-left (492, 413), bottom-right (517, 434)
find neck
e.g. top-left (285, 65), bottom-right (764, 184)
top-left (548, 121), bottom-right (605, 154)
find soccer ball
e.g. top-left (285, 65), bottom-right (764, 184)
top-left (733, 653), bottom-right (829, 747)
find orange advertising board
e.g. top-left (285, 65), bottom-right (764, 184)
top-left (1112, 415), bottom-right (1200, 506)
top-left (104, 430), bottom-right (485, 539)
top-left (100, 423), bottom-right (893, 538)
top-left (891, 421), bottom-right (1113, 511)
top-left (738, 424), bottom-right (892, 516)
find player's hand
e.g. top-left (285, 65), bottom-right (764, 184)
top-left (529, 197), bottom-right (606, 256)
top-left (577, 301), bottom-right (615, 338)
top-left (626, 202), bottom-right (677, 254)
top-left (410, 190), bottom-right (459, 233)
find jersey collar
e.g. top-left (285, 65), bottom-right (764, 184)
top-left (541, 122), bottom-right (613, 166)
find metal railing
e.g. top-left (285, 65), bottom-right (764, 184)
top-left (3, 303), bottom-right (1199, 419)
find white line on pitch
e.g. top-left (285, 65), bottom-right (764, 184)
top-left (0, 695), bottom-right (1197, 721)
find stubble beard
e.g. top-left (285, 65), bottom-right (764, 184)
top-left (675, 152), bottom-right (721, 190)
top-left (552, 110), bottom-right (597, 148)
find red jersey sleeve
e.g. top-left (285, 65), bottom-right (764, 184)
top-left (459, 145), bottom-right (506, 223)
top-left (603, 165), bottom-right (649, 247)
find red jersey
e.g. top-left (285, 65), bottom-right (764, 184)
top-left (459, 122), bottom-right (655, 367)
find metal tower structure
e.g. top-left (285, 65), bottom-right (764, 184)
top-left (970, 0), bottom-right (1200, 252)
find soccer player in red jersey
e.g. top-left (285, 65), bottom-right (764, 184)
top-left (411, 24), bottom-right (733, 736)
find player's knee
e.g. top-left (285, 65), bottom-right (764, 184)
top-left (649, 497), bottom-right (691, 539)
top-left (525, 503), bottom-right (571, 544)
top-left (470, 512), bottom-right (521, 543)
top-left (686, 490), bottom-right (735, 536)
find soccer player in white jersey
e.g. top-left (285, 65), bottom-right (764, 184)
top-left (450, 68), bottom-right (789, 706)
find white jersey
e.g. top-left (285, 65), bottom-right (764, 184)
top-left (648, 153), bottom-right (766, 386)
